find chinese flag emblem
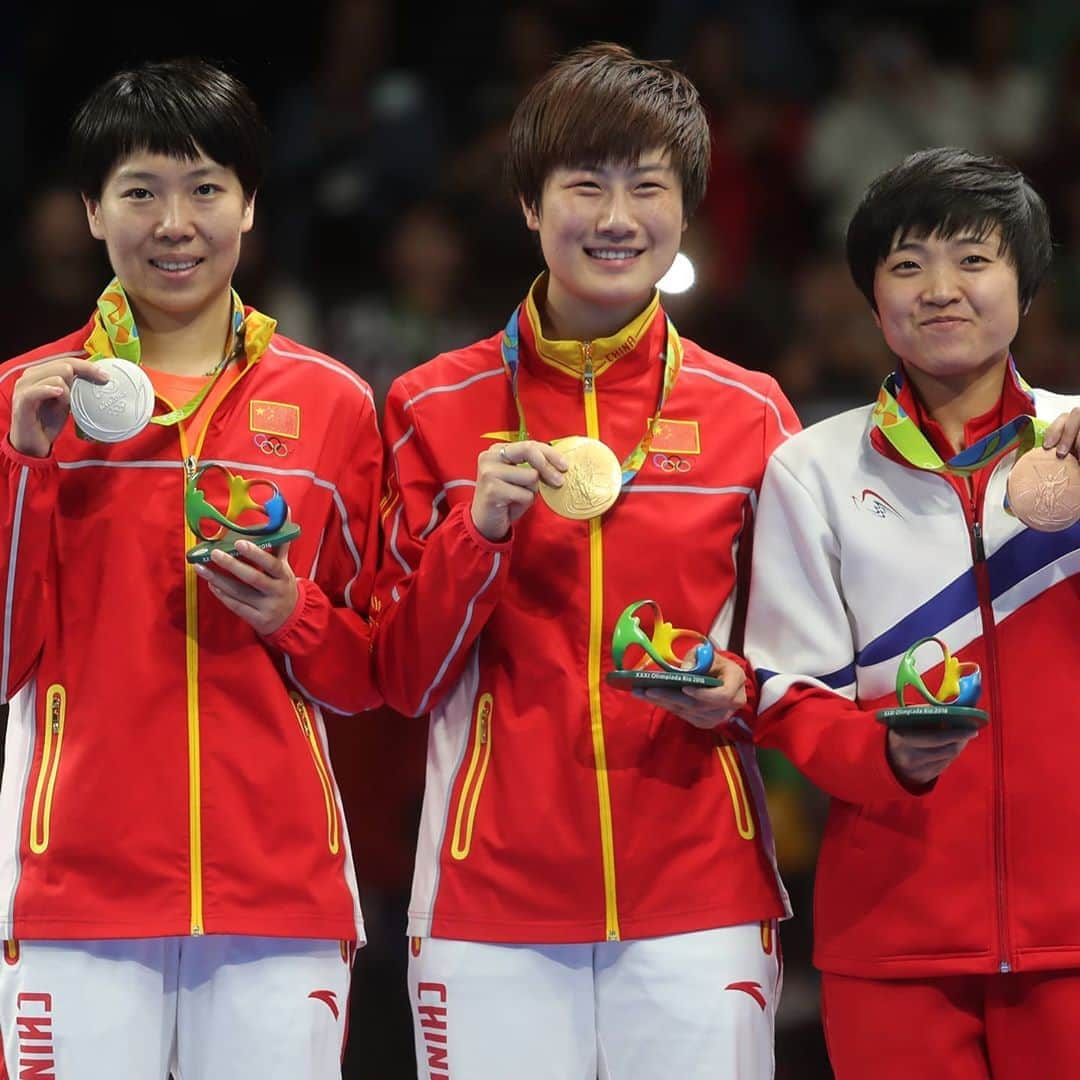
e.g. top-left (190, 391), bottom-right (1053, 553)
top-left (250, 400), bottom-right (300, 438)
top-left (650, 419), bottom-right (700, 455)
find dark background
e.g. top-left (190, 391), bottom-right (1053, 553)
top-left (4, 1), bottom-right (1079, 1076)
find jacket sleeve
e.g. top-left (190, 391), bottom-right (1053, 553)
top-left (371, 376), bottom-right (512, 717)
top-left (743, 450), bottom-right (914, 804)
top-left (263, 393), bottom-right (382, 715)
top-left (0, 393), bottom-right (59, 702)
top-left (716, 376), bottom-right (800, 738)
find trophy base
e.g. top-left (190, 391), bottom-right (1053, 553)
top-left (606, 669), bottom-right (723, 691)
top-left (875, 705), bottom-right (988, 734)
top-left (186, 522), bottom-right (302, 565)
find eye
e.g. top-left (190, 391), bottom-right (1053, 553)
top-left (122, 188), bottom-right (153, 201)
top-left (889, 259), bottom-right (920, 272)
top-left (194, 183), bottom-right (221, 196)
top-left (961, 253), bottom-right (990, 265)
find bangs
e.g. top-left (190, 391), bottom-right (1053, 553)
top-left (70, 59), bottom-right (264, 199)
top-left (533, 89), bottom-right (696, 179)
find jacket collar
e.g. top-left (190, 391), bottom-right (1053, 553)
top-left (518, 274), bottom-right (664, 380)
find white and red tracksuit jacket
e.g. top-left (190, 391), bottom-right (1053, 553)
top-left (374, 286), bottom-right (798, 944)
top-left (745, 364), bottom-right (1080, 978)
top-left (0, 316), bottom-right (381, 942)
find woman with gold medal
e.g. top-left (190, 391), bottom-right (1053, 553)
top-left (374, 43), bottom-right (800, 1079)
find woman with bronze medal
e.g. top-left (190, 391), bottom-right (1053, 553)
top-left (0, 60), bottom-right (382, 1077)
top-left (745, 148), bottom-right (1080, 1079)
top-left (374, 43), bottom-right (799, 1079)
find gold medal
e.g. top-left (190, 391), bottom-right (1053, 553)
top-left (1007, 446), bottom-right (1080, 532)
top-left (539, 436), bottom-right (622, 520)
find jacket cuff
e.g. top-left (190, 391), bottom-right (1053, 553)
top-left (262, 577), bottom-right (315, 652)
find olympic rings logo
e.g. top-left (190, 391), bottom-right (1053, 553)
top-left (653, 453), bottom-right (691, 473)
top-left (253, 433), bottom-right (289, 457)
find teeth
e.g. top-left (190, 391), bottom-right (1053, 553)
top-left (589, 250), bottom-right (638, 260)
top-left (152, 259), bottom-right (199, 271)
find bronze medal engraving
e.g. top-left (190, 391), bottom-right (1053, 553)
top-left (1007, 446), bottom-right (1080, 532)
top-left (539, 436), bottom-right (622, 520)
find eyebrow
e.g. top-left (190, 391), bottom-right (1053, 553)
top-left (111, 165), bottom-right (224, 183)
top-left (891, 234), bottom-right (995, 254)
top-left (565, 161), bottom-right (672, 177)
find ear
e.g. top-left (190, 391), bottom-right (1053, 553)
top-left (241, 191), bottom-right (257, 235)
top-left (520, 195), bottom-right (541, 233)
top-left (872, 307), bottom-right (882, 330)
top-left (83, 195), bottom-right (105, 241)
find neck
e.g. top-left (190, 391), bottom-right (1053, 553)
top-left (132, 291), bottom-right (235, 376)
top-left (541, 277), bottom-right (651, 343)
top-left (903, 358), bottom-right (1008, 451)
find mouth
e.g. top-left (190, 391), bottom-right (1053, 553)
top-left (584, 248), bottom-right (644, 262)
top-left (149, 257), bottom-right (204, 272)
top-left (921, 316), bottom-right (968, 327)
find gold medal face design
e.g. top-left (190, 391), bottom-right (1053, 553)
top-left (539, 436), bottom-right (622, 520)
top-left (1007, 446), bottom-right (1080, 532)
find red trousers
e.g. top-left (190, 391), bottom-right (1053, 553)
top-left (822, 969), bottom-right (1080, 1079)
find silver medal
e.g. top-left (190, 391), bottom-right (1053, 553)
top-left (70, 358), bottom-right (154, 443)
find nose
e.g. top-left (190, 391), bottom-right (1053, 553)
top-left (597, 186), bottom-right (636, 237)
top-left (921, 264), bottom-right (961, 306)
top-left (154, 194), bottom-right (196, 242)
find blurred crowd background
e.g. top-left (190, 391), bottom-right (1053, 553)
top-left (4, 1), bottom-right (1079, 1076)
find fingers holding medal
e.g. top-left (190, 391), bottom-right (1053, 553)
top-left (471, 439), bottom-right (569, 541)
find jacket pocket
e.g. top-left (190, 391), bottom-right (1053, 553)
top-left (29, 685), bottom-right (67, 854)
top-left (716, 743), bottom-right (755, 840)
top-left (291, 692), bottom-right (340, 855)
top-left (450, 693), bottom-right (493, 861)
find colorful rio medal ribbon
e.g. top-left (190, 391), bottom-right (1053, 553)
top-left (874, 361), bottom-right (1080, 533)
top-left (606, 600), bottom-right (722, 691)
top-left (184, 463), bottom-right (301, 565)
top-left (875, 637), bottom-right (988, 734)
top-left (499, 301), bottom-right (684, 522)
top-left (1005, 446), bottom-right (1080, 532)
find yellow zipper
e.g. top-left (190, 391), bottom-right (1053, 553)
top-left (450, 693), bottom-right (494, 860)
top-left (583, 345), bottom-right (621, 941)
top-left (175, 363), bottom-right (256, 936)
top-left (291, 693), bottom-right (340, 854)
top-left (180, 439), bottom-right (205, 935)
top-left (29, 685), bottom-right (66, 854)
top-left (716, 744), bottom-right (755, 840)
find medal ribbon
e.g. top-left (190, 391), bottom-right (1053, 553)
top-left (871, 363), bottom-right (1047, 476)
top-left (499, 305), bottom-right (683, 487)
top-left (82, 279), bottom-right (277, 427)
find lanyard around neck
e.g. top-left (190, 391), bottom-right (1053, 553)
top-left (83, 280), bottom-right (275, 428)
top-left (872, 365), bottom-right (1045, 476)
top-left (498, 305), bottom-right (683, 487)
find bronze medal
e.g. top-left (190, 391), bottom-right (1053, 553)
top-left (539, 436), bottom-right (622, 520)
top-left (1006, 446), bottom-right (1080, 532)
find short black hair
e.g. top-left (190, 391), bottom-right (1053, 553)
top-left (507, 42), bottom-right (711, 218)
top-left (70, 58), bottom-right (266, 200)
top-left (846, 147), bottom-right (1052, 312)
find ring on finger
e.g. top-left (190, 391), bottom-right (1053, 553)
top-left (498, 445), bottom-right (510, 464)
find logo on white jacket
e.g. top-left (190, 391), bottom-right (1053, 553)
top-left (853, 489), bottom-right (904, 521)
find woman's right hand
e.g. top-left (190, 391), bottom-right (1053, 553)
top-left (9, 357), bottom-right (109, 458)
top-left (470, 440), bottom-right (568, 541)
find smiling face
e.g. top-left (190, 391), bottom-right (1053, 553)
top-left (521, 149), bottom-right (686, 341)
top-left (872, 226), bottom-right (1021, 392)
top-left (83, 147), bottom-right (254, 331)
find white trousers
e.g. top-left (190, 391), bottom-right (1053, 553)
top-left (0, 935), bottom-right (352, 1079)
top-left (409, 923), bottom-right (782, 1079)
